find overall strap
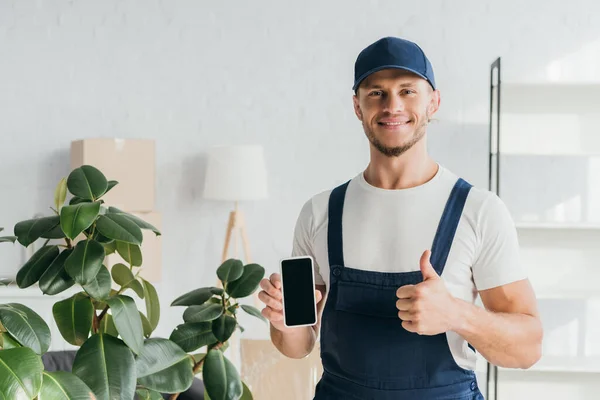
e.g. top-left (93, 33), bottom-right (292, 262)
top-left (430, 178), bottom-right (473, 275)
top-left (327, 180), bottom-right (350, 268)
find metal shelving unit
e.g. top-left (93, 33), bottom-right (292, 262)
top-left (486, 56), bottom-right (600, 400)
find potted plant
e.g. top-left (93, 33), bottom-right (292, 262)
top-left (0, 165), bottom-right (265, 400)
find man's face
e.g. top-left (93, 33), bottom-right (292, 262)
top-left (353, 69), bottom-right (440, 157)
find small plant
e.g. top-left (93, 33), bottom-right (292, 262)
top-left (168, 258), bottom-right (267, 400)
top-left (0, 165), bottom-right (265, 400)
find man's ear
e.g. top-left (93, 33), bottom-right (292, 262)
top-left (427, 89), bottom-right (441, 119)
top-left (353, 94), bottom-right (363, 121)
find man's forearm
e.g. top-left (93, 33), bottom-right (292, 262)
top-left (452, 298), bottom-right (543, 369)
top-left (270, 323), bottom-right (317, 359)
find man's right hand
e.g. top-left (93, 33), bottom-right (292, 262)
top-left (258, 273), bottom-right (323, 332)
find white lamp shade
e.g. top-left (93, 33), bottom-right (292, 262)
top-left (203, 145), bottom-right (269, 201)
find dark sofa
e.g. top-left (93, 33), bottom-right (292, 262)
top-left (42, 350), bottom-right (205, 399)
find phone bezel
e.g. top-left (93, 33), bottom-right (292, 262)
top-left (279, 255), bottom-right (317, 328)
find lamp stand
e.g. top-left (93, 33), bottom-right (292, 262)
top-left (221, 201), bottom-right (252, 264)
top-left (218, 202), bottom-right (261, 308)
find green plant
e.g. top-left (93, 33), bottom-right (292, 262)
top-left (0, 165), bottom-right (266, 400)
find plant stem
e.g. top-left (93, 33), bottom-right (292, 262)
top-left (97, 305), bottom-right (109, 326)
top-left (92, 312), bottom-right (99, 334)
top-left (65, 238), bottom-right (72, 249)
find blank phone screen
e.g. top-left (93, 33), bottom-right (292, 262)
top-left (281, 257), bottom-right (316, 326)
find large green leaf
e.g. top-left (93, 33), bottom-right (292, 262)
top-left (139, 313), bottom-right (152, 338)
top-left (111, 264), bottom-right (144, 297)
top-left (0, 347), bottom-right (44, 399)
top-left (217, 259), bottom-right (244, 284)
top-left (0, 235), bottom-right (16, 243)
top-left (240, 382), bottom-right (253, 400)
top-left (82, 266), bottom-right (111, 301)
top-left (107, 208), bottom-right (161, 236)
top-left (95, 214), bottom-right (142, 245)
top-left (225, 264), bottom-right (265, 298)
top-left (171, 287), bottom-right (217, 307)
top-left (135, 338), bottom-right (194, 393)
top-left (135, 388), bottom-right (163, 400)
top-left (69, 197), bottom-right (91, 206)
top-left (93, 232), bottom-right (113, 244)
top-left (169, 322), bottom-right (217, 353)
top-left (53, 294), bottom-right (93, 346)
top-left (0, 304), bottom-right (51, 355)
top-left (106, 295), bottom-right (143, 355)
top-left (16, 245), bottom-right (60, 288)
top-left (14, 216), bottom-right (61, 247)
top-left (39, 249), bottom-right (75, 295)
top-left (72, 334), bottom-right (135, 400)
top-left (67, 166), bottom-right (108, 201)
top-left (65, 240), bottom-right (105, 286)
top-left (183, 304), bottom-right (223, 323)
top-left (128, 279), bottom-right (145, 299)
top-left (99, 314), bottom-right (119, 338)
top-left (240, 305), bottom-right (267, 323)
top-left (115, 242), bottom-right (142, 267)
top-left (203, 349), bottom-right (243, 400)
top-left (105, 181), bottom-right (118, 194)
top-left (0, 331), bottom-right (21, 349)
top-left (39, 371), bottom-right (96, 400)
top-left (212, 315), bottom-right (237, 343)
top-left (54, 177), bottom-right (68, 213)
top-left (40, 223), bottom-right (66, 240)
top-left (60, 202), bottom-right (101, 240)
top-left (102, 241), bottom-right (117, 256)
top-left (0, 304), bottom-right (25, 316)
top-left (141, 279), bottom-right (160, 331)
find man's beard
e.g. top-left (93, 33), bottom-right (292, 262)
top-left (364, 112), bottom-right (430, 158)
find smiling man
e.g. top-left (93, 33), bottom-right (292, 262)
top-left (258, 36), bottom-right (543, 400)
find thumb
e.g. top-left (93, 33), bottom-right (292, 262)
top-left (420, 250), bottom-right (438, 280)
top-left (315, 289), bottom-right (323, 303)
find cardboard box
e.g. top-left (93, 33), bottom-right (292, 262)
top-left (70, 139), bottom-right (155, 212)
top-left (105, 211), bottom-right (162, 283)
top-left (240, 339), bottom-right (323, 400)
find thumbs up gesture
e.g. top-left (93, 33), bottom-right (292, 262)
top-left (396, 250), bottom-right (457, 335)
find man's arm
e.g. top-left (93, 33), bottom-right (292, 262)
top-left (452, 279), bottom-right (543, 369)
top-left (261, 277), bottom-right (327, 359)
top-left (397, 250), bottom-right (543, 369)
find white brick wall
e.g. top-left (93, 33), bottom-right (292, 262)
top-left (2, 1), bottom-right (600, 398)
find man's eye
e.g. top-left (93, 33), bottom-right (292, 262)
top-left (370, 91), bottom-right (383, 96)
top-left (402, 89), bottom-right (416, 95)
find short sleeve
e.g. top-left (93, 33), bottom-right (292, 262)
top-left (472, 194), bottom-right (528, 291)
top-left (291, 198), bottom-right (326, 285)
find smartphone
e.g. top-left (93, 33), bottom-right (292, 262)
top-left (280, 256), bottom-right (317, 328)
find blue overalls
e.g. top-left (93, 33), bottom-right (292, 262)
top-left (313, 178), bottom-right (484, 400)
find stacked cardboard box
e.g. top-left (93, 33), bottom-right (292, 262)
top-left (70, 138), bottom-right (161, 283)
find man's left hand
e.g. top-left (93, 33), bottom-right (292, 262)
top-left (396, 250), bottom-right (458, 335)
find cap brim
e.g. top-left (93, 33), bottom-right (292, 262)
top-left (352, 65), bottom-right (433, 91)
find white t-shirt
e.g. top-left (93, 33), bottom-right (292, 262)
top-left (291, 164), bottom-right (527, 371)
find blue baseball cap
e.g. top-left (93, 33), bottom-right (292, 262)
top-left (353, 37), bottom-right (436, 92)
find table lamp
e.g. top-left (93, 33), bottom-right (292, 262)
top-left (203, 145), bottom-right (268, 265)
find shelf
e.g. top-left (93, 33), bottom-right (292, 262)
top-left (534, 290), bottom-right (600, 300)
top-left (515, 222), bottom-right (600, 230)
top-left (501, 83), bottom-right (600, 114)
top-left (499, 356), bottom-right (600, 374)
